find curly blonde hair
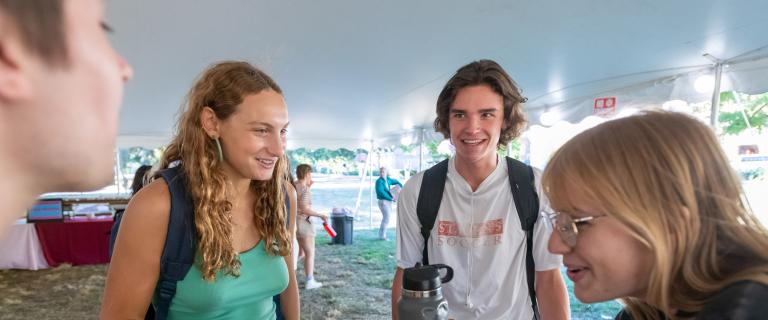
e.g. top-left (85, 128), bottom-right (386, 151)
top-left (159, 61), bottom-right (290, 281)
top-left (542, 111), bottom-right (768, 319)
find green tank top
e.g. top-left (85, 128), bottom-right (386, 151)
top-left (161, 240), bottom-right (289, 320)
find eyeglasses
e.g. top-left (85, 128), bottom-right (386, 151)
top-left (545, 210), bottom-right (606, 247)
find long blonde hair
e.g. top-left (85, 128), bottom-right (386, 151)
top-left (542, 111), bottom-right (768, 319)
top-left (159, 61), bottom-right (290, 281)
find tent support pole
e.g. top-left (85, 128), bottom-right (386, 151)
top-left (115, 149), bottom-right (123, 194)
top-left (369, 141), bottom-right (374, 230)
top-left (418, 128), bottom-right (425, 171)
top-left (354, 140), bottom-right (372, 217)
top-left (709, 61), bottom-right (724, 132)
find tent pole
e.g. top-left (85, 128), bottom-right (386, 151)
top-left (115, 149), bottom-right (123, 194)
top-left (354, 141), bottom-right (372, 217)
top-left (709, 62), bottom-right (724, 132)
top-left (735, 93), bottom-right (753, 129)
top-left (419, 128), bottom-right (425, 171)
top-left (369, 140), bottom-right (374, 230)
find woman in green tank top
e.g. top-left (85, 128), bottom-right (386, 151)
top-left (101, 61), bottom-right (300, 320)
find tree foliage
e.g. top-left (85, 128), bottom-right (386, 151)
top-left (719, 92), bottom-right (768, 135)
top-left (286, 148), bottom-right (366, 175)
top-left (117, 146), bottom-right (163, 192)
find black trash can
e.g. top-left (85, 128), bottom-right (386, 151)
top-left (331, 215), bottom-right (354, 245)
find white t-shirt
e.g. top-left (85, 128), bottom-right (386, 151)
top-left (396, 157), bottom-right (561, 319)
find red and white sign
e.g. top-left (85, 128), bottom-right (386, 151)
top-left (593, 96), bottom-right (617, 116)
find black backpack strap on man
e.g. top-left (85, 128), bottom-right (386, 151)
top-left (416, 156), bottom-right (541, 319)
top-left (507, 157), bottom-right (541, 320)
top-left (415, 159), bottom-right (449, 266)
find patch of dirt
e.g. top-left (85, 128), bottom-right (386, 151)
top-left (0, 229), bottom-right (396, 320)
top-left (0, 264), bottom-right (105, 320)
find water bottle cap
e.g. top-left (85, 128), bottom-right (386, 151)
top-left (402, 263), bottom-right (453, 292)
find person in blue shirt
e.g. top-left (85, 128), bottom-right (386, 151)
top-left (375, 167), bottom-right (402, 240)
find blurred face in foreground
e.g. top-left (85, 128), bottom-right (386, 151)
top-left (0, 0), bottom-right (133, 192)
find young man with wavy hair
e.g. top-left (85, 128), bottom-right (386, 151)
top-left (392, 60), bottom-right (569, 319)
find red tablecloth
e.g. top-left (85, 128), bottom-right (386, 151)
top-left (34, 217), bottom-right (114, 266)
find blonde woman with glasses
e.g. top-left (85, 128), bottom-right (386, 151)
top-left (543, 111), bottom-right (768, 320)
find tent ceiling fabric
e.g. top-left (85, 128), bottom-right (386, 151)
top-left (107, 0), bottom-right (768, 149)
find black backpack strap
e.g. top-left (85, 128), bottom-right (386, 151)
top-left (154, 167), bottom-right (197, 320)
top-left (415, 159), bottom-right (449, 265)
top-left (108, 209), bottom-right (124, 258)
top-left (506, 157), bottom-right (541, 320)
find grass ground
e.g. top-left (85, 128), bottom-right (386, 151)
top-left (301, 229), bottom-right (622, 320)
top-left (0, 228), bottom-right (620, 320)
top-left (297, 229), bottom-right (396, 320)
top-left (0, 175), bottom-right (623, 319)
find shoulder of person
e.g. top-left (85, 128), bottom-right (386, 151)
top-left (530, 165), bottom-right (543, 178)
top-left (504, 159), bottom-right (542, 183)
top-left (283, 180), bottom-right (297, 198)
top-left (696, 280), bottom-right (768, 319)
top-left (102, 178), bottom-right (171, 318)
top-left (400, 170), bottom-right (426, 196)
top-left (130, 178), bottom-right (170, 210)
top-left (122, 178), bottom-right (172, 230)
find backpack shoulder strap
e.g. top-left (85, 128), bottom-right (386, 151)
top-left (154, 166), bottom-right (197, 320)
top-left (506, 157), bottom-right (539, 231)
top-left (415, 159), bottom-right (449, 265)
top-left (108, 209), bottom-right (124, 258)
top-left (506, 156), bottom-right (541, 320)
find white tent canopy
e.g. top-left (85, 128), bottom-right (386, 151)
top-left (107, 0), bottom-right (768, 149)
top-left (527, 52), bottom-right (768, 127)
